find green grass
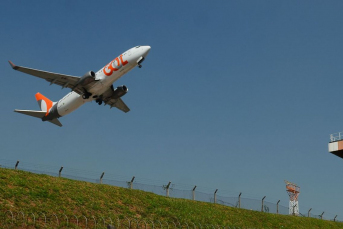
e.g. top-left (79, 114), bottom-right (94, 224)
top-left (0, 167), bottom-right (342, 228)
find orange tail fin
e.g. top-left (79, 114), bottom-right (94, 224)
top-left (35, 93), bottom-right (53, 115)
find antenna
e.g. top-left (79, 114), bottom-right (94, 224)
top-left (284, 180), bottom-right (300, 215)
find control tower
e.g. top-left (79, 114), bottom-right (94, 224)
top-left (285, 180), bottom-right (300, 215)
top-left (328, 132), bottom-right (343, 158)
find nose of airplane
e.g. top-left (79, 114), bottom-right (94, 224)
top-left (142, 46), bottom-right (151, 57)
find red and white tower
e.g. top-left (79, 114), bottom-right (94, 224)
top-left (284, 180), bottom-right (300, 215)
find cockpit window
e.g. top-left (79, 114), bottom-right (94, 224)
top-left (135, 46), bottom-right (140, 48)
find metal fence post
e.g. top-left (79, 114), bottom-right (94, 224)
top-left (261, 196), bottom-right (266, 212)
top-left (214, 189), bottom-right (218, 203)
top-left (277, 200), bottom-right (280, 214)
top-left (308, 208), bottom-right (312, 217)
top-left (15, 161), bottom-right (19, 170)
top-left (130, 176), bottom-right (135, 189)
top-left (192, 186), bottom-right (197, 200)
top-left (320, 212), bottom-right (324, 220)
top-left (238, 192), bottom-right (242, 208)
top-left (100, 172), bottom-right (105, 184)
top-left (166, 181), bottom-right (171, 197)
top-left (59, 167), bottom-right (63, 178)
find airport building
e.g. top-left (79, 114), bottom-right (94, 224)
top-left (328, 132), bottom-right (343, 159)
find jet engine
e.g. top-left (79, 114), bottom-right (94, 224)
top-left (112, 85), bottom-right (128, 99)
top-left (77, 71), bottom-right (96, 86)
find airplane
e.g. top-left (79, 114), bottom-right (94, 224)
top-left (9, 45), bottom-right (151, 127)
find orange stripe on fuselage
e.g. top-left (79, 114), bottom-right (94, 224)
top-left (35, 92), bottom-right (53, 116)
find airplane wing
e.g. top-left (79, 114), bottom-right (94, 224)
top-left (101, 87), bottom-right (130, 113)
top-left (8, 61), bottom-right (92, 95)
top-left (105, 97), bottom-right (130, 113)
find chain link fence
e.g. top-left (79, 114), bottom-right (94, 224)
top-left (0, 158), bottom-right (341, 224)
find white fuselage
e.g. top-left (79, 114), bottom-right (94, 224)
top-left (54, 46), bottom-right (150, 117)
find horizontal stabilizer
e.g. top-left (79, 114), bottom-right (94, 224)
top-left (14, 109), bottom-right (62, 127)
top-left (14, 109), bottom-right (46, 118)
top-left (48, 118), bottom-right (62, 127)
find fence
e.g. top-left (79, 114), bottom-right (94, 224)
top-left (330, 131), bottom-right (343, 142)
top-left (0, 159), bottom-right (341, 226)
top-left (0, 210), bottom-right (246, 228)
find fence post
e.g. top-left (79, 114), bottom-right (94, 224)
top-left (192, 186), bottom-right (197, 200)
top-left (320, 212), bottom-right (324, 220)
top-left (166, 181), bottom-right (171, 197)
top-left (214, 189), bottom-right (218, 203)
top-left (130, 176), bottom-right (135, 189)
top-left (261, 196), bottom-right (266, 212)
top-left (15, 161), bottom-right (19, 170)
top-left (100, 172), bottom-right (105, 184)
top-left (308, 208), bottom-right (312, 217)
top-left (238, 192), bottom-right (242, 208)
top-left (277, 200), bottom-right (280, 214)
top-left (334, 215), bottom-right (338, 222)
top-left (59, 167), bottom-right (63, 178)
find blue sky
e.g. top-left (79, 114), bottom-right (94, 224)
top-left (1, 0), bottom-right (343, 219)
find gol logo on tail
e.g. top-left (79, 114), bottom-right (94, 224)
top-left (103, 54), bottom-right (128, 76)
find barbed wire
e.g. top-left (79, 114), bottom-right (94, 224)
top-left (0, 158), bottom-right (341, 223)
top-left (0, 210), bottom-right (243, 228)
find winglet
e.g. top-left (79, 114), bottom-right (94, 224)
top-left (8, 61), bottom-right (18, 70)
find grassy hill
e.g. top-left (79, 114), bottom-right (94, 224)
top-left (0, 167), bottom-right (342, 228)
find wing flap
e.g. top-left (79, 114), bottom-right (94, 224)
top-left (8, 61), bottom-right (86, 93)
top-left (109, 98), bottom-right (130, 113)
top-left (101, 86), bottom-right (131, 113)
top-left (9, 61), bottom-right (79, 83)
